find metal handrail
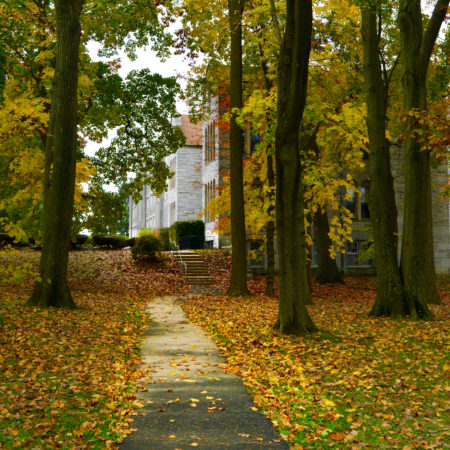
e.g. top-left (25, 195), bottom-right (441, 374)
top-left (171, 245), bottom-right (188, 275)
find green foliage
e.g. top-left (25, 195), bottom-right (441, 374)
top-left (70, 234), bottom-right (89, 249)
top-left (169, 220), bottom-right (205, 249)
top-left (92, 234), bottom-right (128, 249)
top-left (131, 234), bottom-right (162, 260)
top-left (126, 237), bottom-right (137, 247)
top-left (0, 46), bottom-right (5, 104)
top-left (92, 69), bottom-right (186, 201)
top-left (158, 228), bottom-right (173, 251)
top-left (83, 184), bottom-right (129, 236)
top-left (138, 228), bottom-right (154, 237)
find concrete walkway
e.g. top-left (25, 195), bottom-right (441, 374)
top-left (121, 296), bottom-right (288, 449)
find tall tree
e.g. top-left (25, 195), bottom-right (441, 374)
top-left (274, 0), bottom-right (316, 334)
top-left (398, 0), bottom-right (448, 309)
top-left (360, 4), bottom-right (414, 317)
top-left (29, 0), bottom-right (85, 308)
top-left (227, 0), bottom-right (249, 296)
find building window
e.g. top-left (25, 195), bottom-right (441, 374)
top-left (346, 180), bottom-right (370, 220)
top-left (345, 240), bottom-right (372, 267)
top-left (346, 189), bottom-right (356, 218)
top-left (169, 202), bottom-right (176, 225)
top-left (169, 158), bottom-right (176, 190)
top-left (204, 179), bottom-right (217, 223)
top-left (205, 122), bottom-right (216, 163)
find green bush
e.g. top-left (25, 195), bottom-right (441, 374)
top-left (138, 228), bottom-right (153, 237)
top-left (127, 237), bottom-right (137, 247)
top-left (131, 234), bottom-right (162, 260)
top-left (71, 234), bottom-right (88, 249)
top-left (169, 220), bottom-right (205, 250)
top-left (158, 228), bottom-right (171, 250)
top-left (92, 234), bottom-right (128, 249)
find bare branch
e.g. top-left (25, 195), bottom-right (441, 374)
top-left (420, 0), bottom-right (449, 72)
top-left (269, 0), bottom-right (283, 46)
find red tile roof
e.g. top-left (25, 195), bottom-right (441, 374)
top-left (180, 114), bottom-right (203, 146)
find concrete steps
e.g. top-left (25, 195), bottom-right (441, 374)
top-left (173, 251), bottom-right (213, 286)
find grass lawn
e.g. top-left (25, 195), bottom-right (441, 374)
top-left (0, 249), bottom-right (448, 448)
top-left (0, 250), bottom-right (186, 448)
top-left (182, 259), bottom-right (450, 449)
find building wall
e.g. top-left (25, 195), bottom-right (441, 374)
top-left (129, 144), bottom-right (203, 236)
top-left (391, 144), bottom-right (449, 274)
top-left (177, 146), bottom-right (203, 222)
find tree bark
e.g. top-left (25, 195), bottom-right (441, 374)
top-left (29, 0), bottom-right (84, 308)
top-left (265, 153), bottom-right (275, 297)
top-left (274, 0), bottom-right (316, 334)
top-left (314, 208), bottom-right (343, 284)
top-left (226, 0), bottom-right (249, 296)
top-left (360, 6), bottom-right (414, 318)
top-left (398, 0), bottom-right (447, 311)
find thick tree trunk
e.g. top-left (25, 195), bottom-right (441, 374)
top-left (398, 0), bottom-right (447, 312)
top-left (29, 0), bottom-right (84, 308)
top-left (360, 6), bottom-right (413, 318)
top-left (314, 208), bottom-right (343, 284)
top-left (274, 0), bottom-right (316, 335)
top-left (265, 153), bottom-right (275, 297)
top-left (227, 0), bottom-right (249, 296)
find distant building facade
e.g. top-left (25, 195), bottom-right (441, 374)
top-left (129, 115), bottom-right (203, 237)
top-left (128, 109), bottom-right (449, 274)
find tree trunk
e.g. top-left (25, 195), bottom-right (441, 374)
top-left (274, 0), bottom-right (316, 335)
top-left (360, 6), bottom-right (413, 318)
top-left (29, 0), bottom-right (84, 308)
top-left (227, 0), bottom-right (249, 296)
top-left (265, 153), bottom-right (275, 297)
top-left (398, 0), bottom-right (447, 312)
top-left (314, 208), bottom-right (343, 284)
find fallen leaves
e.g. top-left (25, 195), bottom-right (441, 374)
top-left (0, 250), bottom-right (186, 448)
top-left (182, 268), bottom-right (450, 448)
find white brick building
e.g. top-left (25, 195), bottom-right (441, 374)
top-left (129, 115), bottom-right (203, 236)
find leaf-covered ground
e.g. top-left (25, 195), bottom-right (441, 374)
top-left (184, 254), bottom-right (450, 448)
top-left (0, 250), bottom-right (186, 448)
top-left (1, 249), bottom-right (448, 448)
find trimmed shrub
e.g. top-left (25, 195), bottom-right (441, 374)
top-left (138, 228), bottom-right (153, 238)
top-left (131, 234), bottom-right (162, 260)
top-left (71, 234), bottom-right (88, 249)
top-left (92, 234), bottom-right (128, 249)
top-left (156, 228), bottom-right (172, 251)
top-left (169, 220), bottom-right (205, 250)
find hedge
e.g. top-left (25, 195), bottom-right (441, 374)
top-left (169, 220), bottom-right (205, 250)
top-left (92, 234), bottom-right (128, 249)
top-left (70, 234), bottom-right (89, 249)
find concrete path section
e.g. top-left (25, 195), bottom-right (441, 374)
top-left (121, 296), bottom-right (289, 449)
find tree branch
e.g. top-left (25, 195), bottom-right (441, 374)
top-left (269, 0), bottom-right (283, 46)
top-left (420, 0), bottom-right (449, 71)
